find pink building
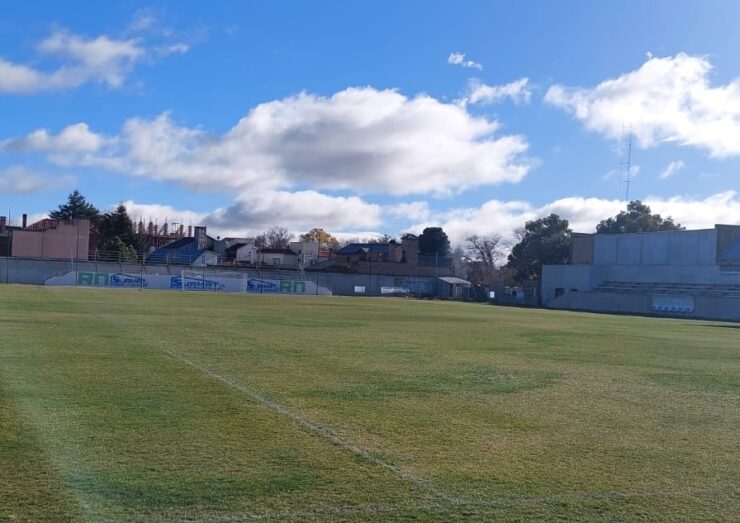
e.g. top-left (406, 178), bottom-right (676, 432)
top-left (11, 219), bottom-right (90, 260)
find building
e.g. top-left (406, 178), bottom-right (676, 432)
top-left (8, 217), bottom-right (91, 260)
top-left (256, 248), bottom-right (298, 268)
top-left (213, 236), bottom-right (251, 258)
top-left (289, 241), bottom-right (320, 269)
top-left (541, 224), bottom-right (740, 321)
top-left (437, 276), bottom-right (473, 300)
top-left (146, 226), bottom-right (218, 266)
top-left (333, 235), bottom-right (454, 277)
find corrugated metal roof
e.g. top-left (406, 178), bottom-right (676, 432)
top-left (438, 276), bottom-right (471, 286)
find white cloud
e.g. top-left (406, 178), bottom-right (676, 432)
top-left (206, 190), bottom-right (383, 234)
top-left (447, 52), bottom-right (483, 70)
top-left (0, 166), bottom-right (72, 194)
top-left (408, 191), bottom-right (740, 246)
top-left (659, 160), bottom-right (685, 179)
top-left (0, 59), bottom-right (45, 93)
top-left (120, 200), bottom-right (207, 227)
top-left (34, 87), bottom-right (530, 196)
top-left (122, 190), bottom-right (382, 238)
top-left (545, 53), bottom-right (740, 157)
top-left (1, 123), bottom-right (105, 153)
top-left (464, 78), bottom-right (532, 105)
top-left (156, 43), bottom-right (190, 57)
top-left (0, 25), bottom-right (188, 94)
top-left (128, 9), bottom-right (159, 32)
top-left (387, 201), bottom-right (432, 222)
top-left (67, 189), bottom-right (740, 246)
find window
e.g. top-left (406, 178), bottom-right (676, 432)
top-left (555, 288), bottom-right (565, 297)
top-left (272, 257), bottom-right (281, 265)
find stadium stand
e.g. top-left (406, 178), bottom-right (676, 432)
top-left (541, 224), bottom-right (740, 321)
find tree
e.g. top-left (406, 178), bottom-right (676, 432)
top-left (97, 204), bottom-right (140, 252)
top-left (49, 190), bottom-right (100, 223)
top-left (300, 228), bottom-right (340, 249)
top-left (596, 200), bottom-right (684, 234)
top-left (256, 226), bottom-right (293, 249)
top-left (466, 234), bottom-right (506, 273)
top-left (368, 234), bottom-right (395, 244)
top-left (418, 227), bottom-right (450, 256)
top-left (507, 214), bottom-right (571, 281)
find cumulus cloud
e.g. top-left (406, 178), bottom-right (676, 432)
top-left (207, 190), bottom-right (382, 233)
top-left (408, 191), bottom-right (740, 246)
top-left (122, 191), bottom-right (382, 238)
top-left (29, 87), bottom-right (530, 196)
top-left (0, 166), bottom-right (72, 194)
top-left (447, 52), bottom-right (482, 70)
top-left (104, 190), bottom-right (740, 245)
top-left (659, 160), bottom-right (685, 180)
top-left (545, 53), bottom-right (740, 157)
top-left (0, 25), bottom-right (188, 94)
top-left (387, 201), bottom-right (432, 222)
top-left (464, 78), bottom-right (532, 105)
top-left (1, 123), bottom-right (105, 153)
top-left (120, 200), bottom-right (207, 227)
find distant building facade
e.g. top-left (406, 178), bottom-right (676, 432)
top-left (9, 218), bottom-right (91, 260)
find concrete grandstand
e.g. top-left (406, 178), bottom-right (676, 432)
top-left (541, 224), bottom-right (740, 321)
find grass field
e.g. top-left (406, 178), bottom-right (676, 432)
top-left (1, 285), bottom-right (738, 521)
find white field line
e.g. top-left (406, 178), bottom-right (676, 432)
top-left (164, 349), bottom-right (737, 520)
top-left (164, 349), bottom-right (456, 502)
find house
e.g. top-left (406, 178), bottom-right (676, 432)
top-left (213, 236), bottom-right (251, 258)
top-left (332, 235), bottom-right (454, 277)
top-left (256, 248), bottom-right (298, 268)
top-left (0, 216), bottom-right (15, 256)
top-left (289, 241), bottom-right (320, 269)
top-left (8, 216), bottom-right (91, 260)
top-left (146, 226), bottom-right (218, 266)
top-left (230, 241), bottom-right (259, 263)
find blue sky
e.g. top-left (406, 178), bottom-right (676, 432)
top-left (1, 0), bottom-right (739, 243)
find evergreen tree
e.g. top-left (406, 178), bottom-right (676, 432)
top-left (98, 204), bottom-right (140, 252)
top-left (596, 201), bottom-right (683, 234)
top-left (507, 214), bottom-right (571, 281)
top-left (49, 190), bottom-right (100, 223)
top-left (418, 227), bottom-right (451, 256)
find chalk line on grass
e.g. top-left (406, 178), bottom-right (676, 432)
top-left (164, 349), bottom-right (737, 520)
top-left (164, 349), bottom-right (456, 502)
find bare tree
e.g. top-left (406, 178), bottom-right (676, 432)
top-left (368, 234), bottom-right (395, 244)
top-left (466, 234), bottom-right (507, 273)
top-left (256, 226), bottom-right (293, 249)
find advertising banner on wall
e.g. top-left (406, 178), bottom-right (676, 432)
top-left (45, 271), bottom-right (332, 295)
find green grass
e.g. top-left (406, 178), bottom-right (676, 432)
top-left (0, 285), bottom-right (738, 521)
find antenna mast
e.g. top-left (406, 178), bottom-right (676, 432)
top-left (619, 124), bottom-right (633, 201)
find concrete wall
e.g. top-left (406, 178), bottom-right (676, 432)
top-left (548, 290), bottom-right (740, 322)
top-left (571, 234), bottom-right (595, 264)
top-left (593, 229), bottom-right (717, 267)
top-left (0, 257), bottom-right (441, 297)
top-left (540, 265), bottom-right (595, 303)
top-left (716, 224), bottom-right (740, 267)
top-left (541, 263), bottom-right (740, 304)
